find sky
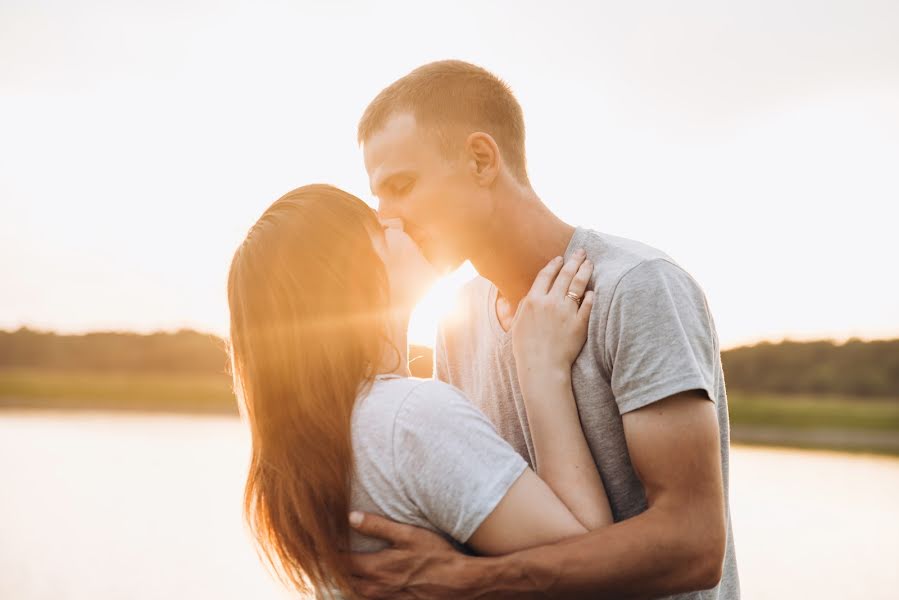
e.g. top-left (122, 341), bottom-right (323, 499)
top-left (1, 0), bottom-right (897, 348)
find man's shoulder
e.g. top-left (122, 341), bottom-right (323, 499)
top-left (436, 231), bottom-right (697, 343)
top-left (580, 229), bottom-right (673, 274)
top-left (578, 229), bottom-right (696, 299)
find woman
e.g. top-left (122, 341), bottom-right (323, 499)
top-left (227, 184), bottom-right (611, 600)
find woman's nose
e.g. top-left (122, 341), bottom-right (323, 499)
top-left (378, 217), bottom-right (405, 231)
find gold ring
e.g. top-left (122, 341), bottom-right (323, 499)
top-left (566, 292), bottom-right (583, 306)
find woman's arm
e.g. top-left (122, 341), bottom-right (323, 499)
top-left (388, 379), bottom-right (592, 559)
top-left (466, 253), bottom-right (613, 556)
top-left (465, 467), bottom-right (586, 555)
top-left (518, 368), bottom-right (612, 530)
top-left (511, 252), bottom-right (613, 530)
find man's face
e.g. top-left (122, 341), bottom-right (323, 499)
top-left (363, 112), bottom-right (488, 273)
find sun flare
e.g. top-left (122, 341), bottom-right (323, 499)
top-left (407, 262), bottom-right (478, 347)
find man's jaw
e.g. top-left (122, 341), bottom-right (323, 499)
top-left (402, 223), bottom-right (434, 258)
top-left (415, 236), bottom-right (455, 275)
top-left (392, 219), bottom-right (460, 275)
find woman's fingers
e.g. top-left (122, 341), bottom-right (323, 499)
top-left (567, 257), bottom-right (592, 301)
top-left (529, 256), bottom-right (564, 295)
top-left (578, 290), bottom-right (595, 323)
top-left (549, 250), bottom-right (587, 298)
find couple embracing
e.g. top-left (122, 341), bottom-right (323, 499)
top-left (227, 60), bottom-right (739, 599)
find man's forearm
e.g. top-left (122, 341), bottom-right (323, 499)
top-left (461, 505), bottom-right (723, 600)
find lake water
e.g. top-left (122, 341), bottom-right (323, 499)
top-left (1, 412), bottom-right (897, 599)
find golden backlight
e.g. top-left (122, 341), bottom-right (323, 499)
top-left (407, 262), bottom-right (478, 346)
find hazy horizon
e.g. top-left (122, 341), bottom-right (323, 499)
top-left (3, 323), bottom-right (898, 354)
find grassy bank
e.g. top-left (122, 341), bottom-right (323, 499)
top-left (727, 393), bottom-right (899, 455)
top-left (0, 368), bottom-right (236, 414)
top-left (728, 392), bottom-right (899, 431)
top-left (2, 368), bottom-right (897, 454)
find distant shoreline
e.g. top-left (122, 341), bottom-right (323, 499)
top-left (730, 425), bottom-right (899, 457)
top-left (2, 366), bottom-right (897, 457)
top-left (3, 398), bottom-right (898, 457)
top-left (0, 396), bottom-right (237, 415)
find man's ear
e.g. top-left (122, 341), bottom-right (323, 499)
top-left (465, 132), bottom-right (500, 185)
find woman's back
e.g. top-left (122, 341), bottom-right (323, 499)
top-left (348, 375), bottom-right (528, 553)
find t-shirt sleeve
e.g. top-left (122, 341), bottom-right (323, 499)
top-left (393, 381), bottom-right (528, 543)
top-left (605, 258), bottom-right (720, 414)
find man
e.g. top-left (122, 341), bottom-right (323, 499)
top-left (349, 60), bottom-right (739, 599)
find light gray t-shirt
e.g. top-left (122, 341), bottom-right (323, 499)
top-left (435, 227), bottom-right (740, 599)
top-left (347, 375), bottom-right (528, 553)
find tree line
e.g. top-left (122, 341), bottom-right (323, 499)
top-left (1, 328), bottom-right (896, 397)
top-left (721, 338), bottom-right (898, 398)
top-left (0, 328), bottom-right (437, 380)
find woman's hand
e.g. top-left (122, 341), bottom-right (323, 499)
top-left (511, 250), bottom-right (594, 377)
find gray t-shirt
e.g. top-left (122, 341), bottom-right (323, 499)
top-left (318, 377), bottom-right (526, 598)
top-left (435, 227), bottom-right (740, 599)
top-left (347, 375), bottom-right (528, 553)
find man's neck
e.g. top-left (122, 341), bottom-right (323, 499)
top-left (469, 186), bottom-right (576, 307)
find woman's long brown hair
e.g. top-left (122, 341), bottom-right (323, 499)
top-left (227, 184), bottom-right (393, 599)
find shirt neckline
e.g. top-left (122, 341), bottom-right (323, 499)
top-left (485, 226), bottom-right (585, 344)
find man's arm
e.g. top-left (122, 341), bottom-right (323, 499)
top-left (348, 390), bottom-right (726, 599)
top-left (477, 390), bottom-right (727, 599)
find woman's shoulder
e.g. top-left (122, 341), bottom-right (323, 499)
top-left (393, 379), bottom-right (497, 438)
top-left (396, 378), bottom-right (472, 413)
top-left (364, 375), bottom-right (466, 402)
top-left (404, 377), bottom-right (468, 399)
top-left (355, 376), bottom-right (447, 417)
top-left (349, 377), bottom-right (484, 520)
top-left (355, 376), bottom-right (474, 430)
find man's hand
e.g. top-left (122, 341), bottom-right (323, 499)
top-left (347, 512), bottom-right (477, 600)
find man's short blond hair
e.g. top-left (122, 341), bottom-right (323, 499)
top-left (358, 60), bottom-right (529, 183)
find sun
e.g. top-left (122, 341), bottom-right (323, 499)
top-left (407, 262), bottom-right (478, 347)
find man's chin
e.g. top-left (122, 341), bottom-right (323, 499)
top-left (427, 254), bottom-right (464, 277)
top-left (415, 241), bottom-right (441, 271)
top-left (414, 235), bottom-right (464, 275)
